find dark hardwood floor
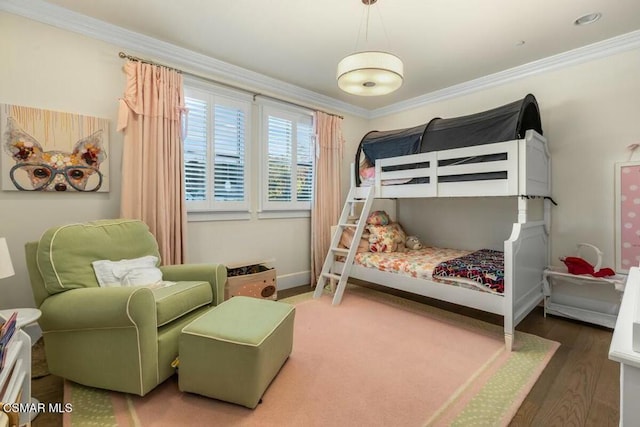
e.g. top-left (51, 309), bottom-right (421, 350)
top-left (31, 373), bottom-right (63, 427)
top-left (31, 282), bottom-right (619, 427)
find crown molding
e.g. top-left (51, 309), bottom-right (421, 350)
top-left (2, 0), bottom-right (639, 121)
top-left (370, 29), bottom-right (640, 119)
top-left (0, 0), bottom-right (370, 118)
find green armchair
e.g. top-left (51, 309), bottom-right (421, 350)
top-left (25, 219), bottom-right (226, 396)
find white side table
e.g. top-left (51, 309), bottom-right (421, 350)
top-left (543, 267), bottom-right (626, 328)
top-left (0, 308), bottom-right (41, 330)
top-left (0, 308), bottom-right (42, 423)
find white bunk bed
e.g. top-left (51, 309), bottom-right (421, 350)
top-left (319, 128), bottom-right (551, 351)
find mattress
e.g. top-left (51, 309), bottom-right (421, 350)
top-left (353, 247), bottom-right (504, 295)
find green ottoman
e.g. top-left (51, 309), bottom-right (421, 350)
top-left (178, 296), bottom-right (295, 408)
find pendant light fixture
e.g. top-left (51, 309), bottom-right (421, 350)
top-left (337, 0), bottom-right (404, 96)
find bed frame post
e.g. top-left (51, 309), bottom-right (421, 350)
top-left (504, 221), bottom-right (548, 352)
top-left (349, 163), bottom-right (356, 217)
top-left (518, 196), bottom-right (527, 224)
top-left (505, 334), bottom-right (513, 352)
top-left (544, 198), bottom-right (552, 266)
top-left (504, 229), bottom-right (515, 351)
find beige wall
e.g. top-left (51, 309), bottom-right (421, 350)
top-left (369, 49), bottom-right (640, 270)
top-left (2, 10), bottom-right (637, 309)
top-left (0, 12), bottom-right (369, 308)
top-left (0, 13), bottom-right (124, 308)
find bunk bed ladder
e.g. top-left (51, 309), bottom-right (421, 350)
top-left (313, 186), bottom-right (374, 305)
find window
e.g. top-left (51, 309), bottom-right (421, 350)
top-left (183, 87), bottom-right (251, 213)
top-left (183, 80), bottom-right (316, 220)
top-left (261, 105), bottom-right (314, 212)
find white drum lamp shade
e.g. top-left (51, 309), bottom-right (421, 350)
top-left (0, 237), bottom-right (15, 279)
top-left (337, 51), bottom-right (404, 96)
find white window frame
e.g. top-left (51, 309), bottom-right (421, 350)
top-left (183, 79), bottom-right (252, 217)
top-left (259, 101), bottom-right (315, 216)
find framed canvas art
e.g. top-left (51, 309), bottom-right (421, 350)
top-left (1, 104), bottom-right (109, 192)
top-left (615, 161), bottom-right (640, 273)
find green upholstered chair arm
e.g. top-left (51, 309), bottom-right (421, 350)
top-left (38, 285), bottom-right (160, 396)
top-left (39, 286), bottom-right (156, 331)
top-left (160, 264), bottom-right (227, 306)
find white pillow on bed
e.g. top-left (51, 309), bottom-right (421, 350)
top-left (92, 255), bottom-right (161, 287)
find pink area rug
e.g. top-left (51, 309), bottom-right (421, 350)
top-left (63, 286), bottom-right (558, 426)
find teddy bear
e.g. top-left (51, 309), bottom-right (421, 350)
top-left (405, 235), bottom-right (423, 250)
top-left (367, 222), bottom-right (407, 253)
top-left (368, 232), bottom-right (389, 253)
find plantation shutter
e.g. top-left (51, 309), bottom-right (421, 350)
top-left (214, 104), bottom-right (245, 202)
top-left (184, 97), bottom-right (208, 201)
top-left (268, 116), bottom-right (293, 202)
top-left (262, 105), bottom-right (314, 211)
top-left (184, 88), bottom-right (250, 213)
top-left (296, 119), bottom-right (313, 202)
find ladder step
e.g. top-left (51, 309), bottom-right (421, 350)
top-left (331, 247), bottom-right (349, 254)
top-left (338, 223), bottom-right (357, 228)
top-left (322, 272), bottom-right (342, 281)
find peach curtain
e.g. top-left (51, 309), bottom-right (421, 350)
top-left (311, 112), bottom-right (344, 287)
top-left (117, 61), bottom-right (187, 265)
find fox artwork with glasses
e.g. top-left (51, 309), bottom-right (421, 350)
top-left (3, 117), bottom-right (106, 192)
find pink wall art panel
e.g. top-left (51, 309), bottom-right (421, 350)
top-left (616, 162), bottom-right (640, 273)
top-left (1, 104), bottom-right (109, 192)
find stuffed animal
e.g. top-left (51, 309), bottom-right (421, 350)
top-left (406, 235), bottom-right (423, 250)
top-left (367, 222), bottom-right (407, 252)
top-left (366, 210), bottom-right (390, 226)
top-left (368, 233), bottom-right (388, 253)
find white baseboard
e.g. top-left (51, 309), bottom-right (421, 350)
top-left (277, 271), bottom-right (311, 291)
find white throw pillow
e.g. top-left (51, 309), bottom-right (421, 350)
top-left (118, 266), bottom-right (163, 287)
top-left (92, 255), bottom-right (160, 287)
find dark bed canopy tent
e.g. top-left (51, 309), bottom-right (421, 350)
top-left (355, 94), bottom-right (543, 185)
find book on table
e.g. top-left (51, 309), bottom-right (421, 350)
top-left (0, 312), bottom-right (18, 372)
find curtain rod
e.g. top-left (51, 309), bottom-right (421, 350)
top-left (118, 52), bottom-right (344, 119)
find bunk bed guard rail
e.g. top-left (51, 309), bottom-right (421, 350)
top-left (354, 94), bottom-right (543, 186)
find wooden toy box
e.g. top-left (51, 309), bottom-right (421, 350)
top-left (225, 263), bottom-right (277, 301)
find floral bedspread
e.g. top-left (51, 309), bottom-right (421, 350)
top-left (354, 247), bottom-right (472, 280)
top-left (432, 249), bottom-right (505, 293)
